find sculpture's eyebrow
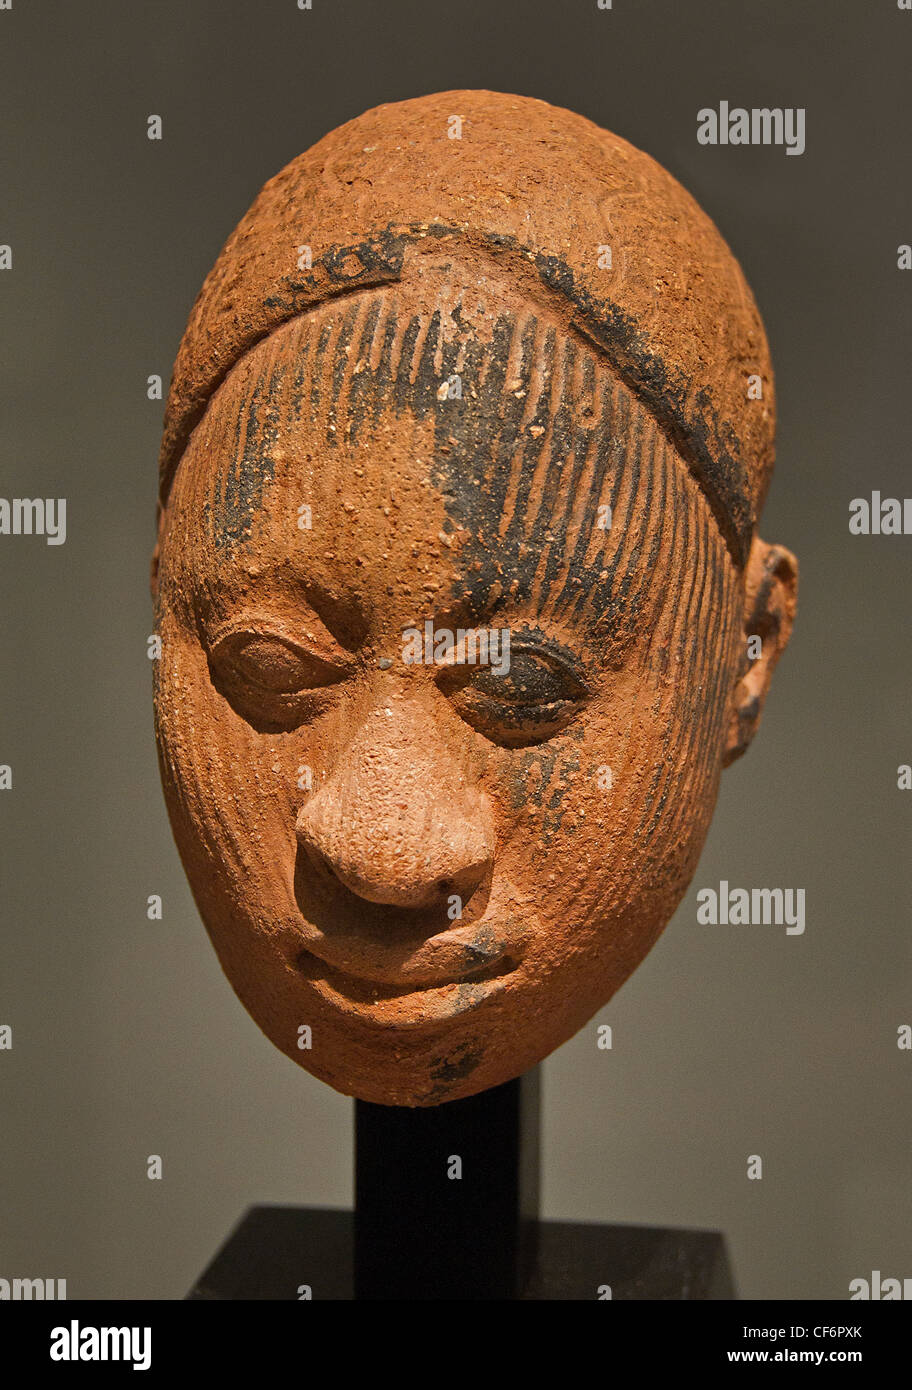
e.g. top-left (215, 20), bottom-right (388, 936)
top-left (431, 592), bottom-right (591, 653)
top-left (294, 580), bottom-right (369, 652)
top-left (197, 573), bottom-right (369, 654)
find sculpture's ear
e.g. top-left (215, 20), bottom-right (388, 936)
top-left (723, 536), bottom-right (798, 766)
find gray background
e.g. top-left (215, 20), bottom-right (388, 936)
top-left (1, 0), bottom-right (909, 1300)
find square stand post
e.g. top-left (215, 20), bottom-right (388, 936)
top-left (354, 1070), bottom-right (540, 1300)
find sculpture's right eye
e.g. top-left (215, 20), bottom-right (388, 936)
top-left (208, 629), bottom-right (351, 729)
top-left (221, 634), bottom-right (344, 693)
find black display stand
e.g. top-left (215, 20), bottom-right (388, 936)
top-left (188, 1070), bottom-right (734, 1300)
top-left (355, 1068), bottom-right (541, 1298)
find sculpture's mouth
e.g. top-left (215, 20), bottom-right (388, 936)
top-left (295, 944), bottom-right (518, 999)
top-left (292, 944), bottom-right (520, 1022)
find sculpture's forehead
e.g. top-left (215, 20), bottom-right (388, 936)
top-left (176, 269), bottom-right (635, 548)
top-left (165, 277), bottom-right (733, 644)
top-left (182, 342), bottom-right (462, 586)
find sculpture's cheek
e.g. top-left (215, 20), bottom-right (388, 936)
top-left (154, 616), bottom-right (303, 925)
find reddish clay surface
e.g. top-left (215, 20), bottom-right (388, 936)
top-left (153, 92), bottom-right (796, 1105)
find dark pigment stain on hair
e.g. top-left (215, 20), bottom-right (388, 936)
top-left (206, 360), bottom-right (287, 553)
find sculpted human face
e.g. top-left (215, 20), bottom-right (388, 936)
top-left (154, 264), bottom-right (789, 1104)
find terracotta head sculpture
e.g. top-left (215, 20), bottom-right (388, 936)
top-left (152, 91), bottom-right (797, 1105)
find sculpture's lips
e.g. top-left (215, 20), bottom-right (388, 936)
top-left (283, 902), bottom-right (532, 1020)
top-left (294, 942), bottom-right (518, 1002)
top-left (284, 902), bottom-right (532, 993)
top-left (293, 945), bottom-right (519, 1026)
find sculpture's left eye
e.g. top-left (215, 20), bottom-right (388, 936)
top-left (208, 630), bottom-right (350, 730)
top-left (441, 640), bottom-right (590, 748)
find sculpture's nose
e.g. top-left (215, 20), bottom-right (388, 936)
top-left (295, 696), bottom-right (494, 911)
